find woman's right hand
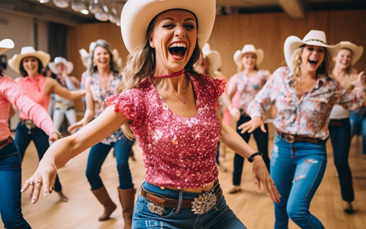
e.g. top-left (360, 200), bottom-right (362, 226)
top-left (68, 119), bottom-right (87, 132)
top-left (238, 116), bottom-right (266, 134)
top-left (21, 163), bottom-right (57, 204)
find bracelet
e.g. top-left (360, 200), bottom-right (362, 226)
top-left (248, 152), bottom-right (263, 163)
top-left (50, 131), bottom-right (62, 138)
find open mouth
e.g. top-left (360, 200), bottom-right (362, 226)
top-left (308, 59), bottom-right (318, 65)
top-left (169, 42), bottom-right (187, 59)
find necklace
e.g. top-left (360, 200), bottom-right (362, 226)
top-left (158, 76), bottom-right (189, 104)
top-left (153, 69), bottom-right (185, 78)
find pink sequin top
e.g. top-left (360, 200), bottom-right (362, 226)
top-left (107, 72), bottom-right (225, 189)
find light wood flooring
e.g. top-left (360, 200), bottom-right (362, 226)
top-left (1, 127), bottom-right (366, 229)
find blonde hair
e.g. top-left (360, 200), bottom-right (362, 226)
top-left (291, 45), bottom-right (331, 86)
top-left (330, 47), bottom-right (355, 89)
top-left (118, 16), bottom-right (201, 139)
top-left (236, 53), bottom-right (258, 73)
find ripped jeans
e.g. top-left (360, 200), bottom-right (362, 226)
top-left (271, 134), bottom-right (326, 229)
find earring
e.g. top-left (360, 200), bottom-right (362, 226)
top-left (297, 58), bottom-right (302, 64)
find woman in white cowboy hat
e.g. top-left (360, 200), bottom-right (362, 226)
top-left (194, 43), bottom-right (228, 172)
top-left (0, 39), bottom-right (61, 229)
top-left (224, 44), bottom-right (271, 194)
top-left (49, 57), bottom-right (80, 135)
top-left (328, 41), bottom-right (364, 214)
top-left (68, 39), bottom-right (135, 227)
top-left (22, 0), bottom-right (280, 228)
top-left (240, 30), bottom-right (366, 228)
top-left (8, 46), bottom-right (85, 202)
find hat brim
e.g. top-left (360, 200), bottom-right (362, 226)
top-left (121, 0), bottom-right (216, 54)
top-left (233, 49), bottom-right (264, 67)
top-left (284, 35), bottom-right (337, 69)
top-left (8, 51), bottom-right (50, 74)
top-left (49, 61), bottom-right (74, 75)
top-left (0, 39), bottom-right (14, 55)
top-left (205, 50), bottom-right (221, 71)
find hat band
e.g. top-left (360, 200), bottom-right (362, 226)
top-left (304, 39), bottom-right (326, 45)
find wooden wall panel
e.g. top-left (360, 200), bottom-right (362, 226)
top-left (67, 9), bottom-right (366, 93)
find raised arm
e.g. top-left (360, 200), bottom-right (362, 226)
top-left (21, 105), bottom-right (131, 203)
top-left (46, 77), bottom-right (85, 100)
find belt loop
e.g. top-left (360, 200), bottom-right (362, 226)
top-left (175, 191), bottom-right (184, 213)
top-left (137, 182), bottom-right (143, 197)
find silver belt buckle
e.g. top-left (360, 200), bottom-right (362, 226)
top-left (147, 202), bottom-right (164, 216)
top-left (24, 120), bottom-right (36, 129)
top-left (284, 134), bottom-right (295, 143)
top-left (191, 190), bottom-right (217, 215)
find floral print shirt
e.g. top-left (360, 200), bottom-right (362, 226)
top-left (233, 70), bottom-right (270, 115)
top-left (90, 72), bottom-right (124, 145)
top-left (248, 67), bottom-right (364, 140)
top-left (107, 72), bottom-right (225, 189)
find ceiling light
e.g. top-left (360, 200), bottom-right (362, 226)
top-left (53, 0), bottom-right (69, 8)
top-left (95, 4), bottom-right (109, 21)
top-left (109, 8), bottom-right (119, 24)
top-left (71, 0), bottom-right (88, 13)
top-left (89, 0), bottom-right (103, 14)
top-left (38, 0), bottom-right (50, 3)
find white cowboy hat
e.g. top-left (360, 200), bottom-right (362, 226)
top-left (336, 41), bottom-right (364, 65)
top-left (8, 46), bottom-right (50, 73)
top-left (48, 57), bottom-right (74, 74)
top-left (233, 44), bottom-right (264, 67)
top-left (202, 43), bottom-right (221, 72)
top-left (120, 0), bottom-right (216, 54)
top-left (0, 39), bottom-right (14, 55)
top-left (284, 30), bottom-right (338, 69)
top-left (79, 41), bottom-right (96, 68)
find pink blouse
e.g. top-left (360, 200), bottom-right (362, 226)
top-left (0, 76), bottom-right (56, 140)
top-left (19, 74), bottom-right (50, 120)
top-left (107, 72), bottom-right (225, 189)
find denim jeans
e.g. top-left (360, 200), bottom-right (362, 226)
top-left (349, 110), bottom-right (366, 155)
top-left (86, 136), bottom-right (134, 190)
top-left (53, 108), bottom-right (77, 132)
top-left (233, 115), bottom-right (269, 185)
top-left (0, 142), bottom-right (31, 229)
top-left (133, 181), bottom-right (246, 229)
top-left (328, 118), bottom-right (354, 202)
top-left (271, 134), bottom-right (326, 229)
top-left (14, 122), bottom-right (64, 192)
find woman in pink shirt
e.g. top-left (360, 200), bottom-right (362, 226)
top-left (22, 1), bottom-right (280, 228)
top-left (8, 46), bottom-right (85, 202)
top-left (0, 39), bottom-right (60, 229)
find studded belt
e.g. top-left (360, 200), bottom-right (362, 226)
top-left (0, 137), bottom-right (13, 150)
top-left (276, 130), bottom-right (320, 144)
top-left (141, 182), bottom-right (222, 215)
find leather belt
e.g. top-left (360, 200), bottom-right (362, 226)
top-left (276, 130), bottom-right (319, 144)
top-left (329, 119), bottom-right (343, 127)
top-left (0, 137), bottom-right (13, 150)
top-left (140, 183), bottom-right (223, 209)
top-left (20, 119), bottom-right (36, 129)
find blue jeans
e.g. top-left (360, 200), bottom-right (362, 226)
top-left (14, 122), bottom-right (64, 192)
top-left (133, 181), bottom-right (246, 229)
top-left (86, 136), bottom-right (134, 190)
top-left (271, 135), bottom-right (326, 229)
top-left (328, 118), bottom-right (354, 202)
top-left (233, 115), bottom-right (269, 185)
top-left (350, 110), bottom-right (366, 155)
top-left (0, 141), bottom-right (31, 229)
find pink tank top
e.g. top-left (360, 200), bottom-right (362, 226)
top-left (19, 74), bottom-right (50, 120)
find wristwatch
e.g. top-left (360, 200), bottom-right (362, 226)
top-left (248, 152), bottom-right (263, 163)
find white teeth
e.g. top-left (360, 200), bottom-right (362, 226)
top-left (169, 43), bottom-right (186, 48)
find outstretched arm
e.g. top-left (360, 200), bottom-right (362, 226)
top-left (21, 106), bottom-right (130, 203)
top-left (218, 110), bottom-right (280, 203)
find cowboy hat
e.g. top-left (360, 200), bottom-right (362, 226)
top-left (0, 39), bottom-right (14, 55)
top-left (79, 41), bottom-right (96, 68)
top-left (233, 44), bottom-right (264, 67)
top-left (336, 41), bottom-right (364, 65)
top-left (202, 43), bottom-right (221, 72)
top-left (120, 0), bottom-right (216, 54)
top-left (8, 46), bottom-right (50, 73)
top-left (49, 57), bottom-right (74, 74)
top-left (284, 30), bottom-right (338, 69)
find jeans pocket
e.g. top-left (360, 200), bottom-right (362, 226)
top-left (136, 196), bottom-right (175, 219)
top-left (214, 196), bottom-right (228, 212)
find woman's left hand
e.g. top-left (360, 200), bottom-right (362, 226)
top-left (49, 131), bottom-right (61, 142)
top-left (252, 156), bottom-right (281, 203)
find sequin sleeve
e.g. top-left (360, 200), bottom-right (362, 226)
top-left (105, 89), bottom-right (145, 127)
top-left (200, 74), bottom-right (226, 108)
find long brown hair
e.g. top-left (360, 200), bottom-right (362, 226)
top-left (88, 39), bottom-right (120, 76)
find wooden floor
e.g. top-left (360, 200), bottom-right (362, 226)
top-left (2, 128), bottom-right (366, 229)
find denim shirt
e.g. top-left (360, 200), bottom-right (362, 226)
top-left (248, 66), bottom-right (364, 140)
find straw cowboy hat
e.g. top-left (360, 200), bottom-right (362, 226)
top-left (79, 41), bottom-right (96, 68)
top-left (336, 41), bottom-right (364, 65)
top-left (0, 39), bottom-right (14, 55)
top-left (233, 44), bottom-right (264, 67)
top-left (120, 0), bottom-right (216, 54)
top-left (8, 46), bottom-right (50, 73)
top-left (284, 30), bottom-right (338, 69)
top-left (202, 43), bottom-right (221, 72)
top-left (49, 57), bottom-right (74, 74)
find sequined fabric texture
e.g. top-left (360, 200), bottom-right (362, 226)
top-left (107, 72), bottom-right (225, 189)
